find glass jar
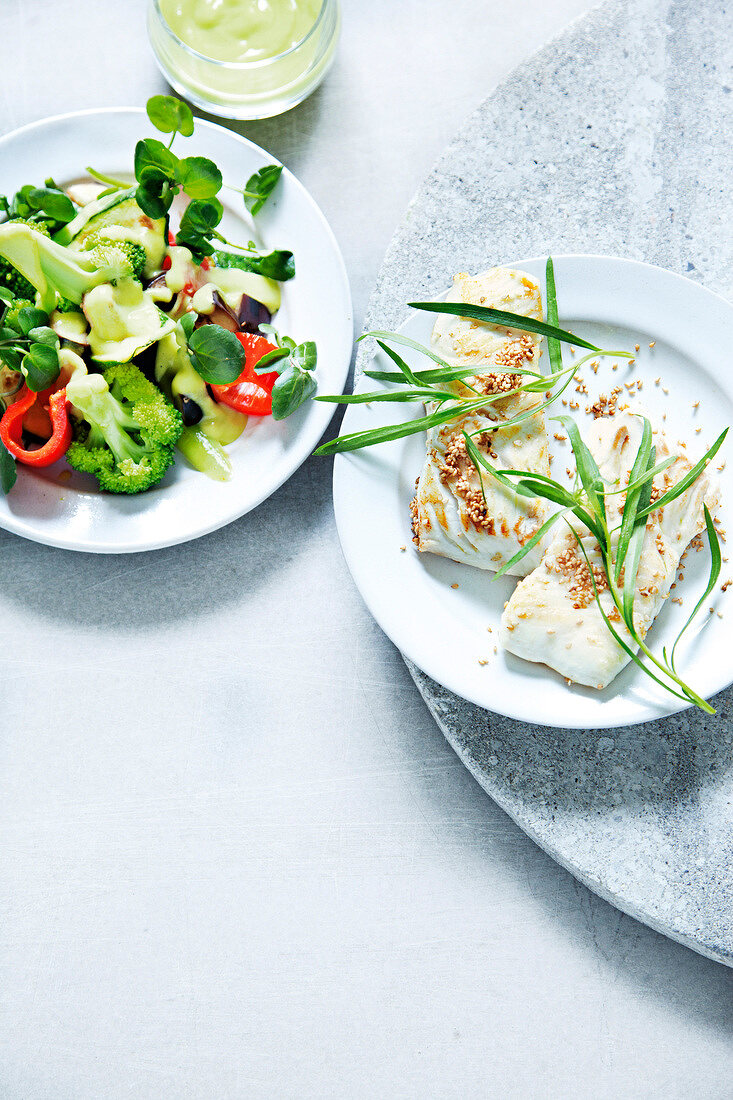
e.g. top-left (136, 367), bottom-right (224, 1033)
top-left (147, 0), bottom-right (341, 121)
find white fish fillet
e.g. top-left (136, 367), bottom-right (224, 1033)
top-left (410, 268), bottom-right (554, 576)
top-left (499, 413), bottom-right (719, 689)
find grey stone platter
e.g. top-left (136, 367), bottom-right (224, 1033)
top-left (356, 0), bottom-right (733, 965)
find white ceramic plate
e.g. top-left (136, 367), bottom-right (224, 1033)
top-left (334, 256), bottom-right (733, 728)
top-left (0, 108), bottom-right (352, 553)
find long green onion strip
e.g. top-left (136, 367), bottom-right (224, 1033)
top-left (316, 340), bottom-right (623, 456)
top-left (408, 299), bottom-right (630, 358)
top-left (315, 266), bottom-right (635, 457)
top-left (545, 257), bottom-right (563, 375)
top-left (463, 414), bottom-right (724, 713)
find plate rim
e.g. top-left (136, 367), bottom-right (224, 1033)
top-left (334, 253), bottom-right (733, 729)
top-left (0, 106), bottom-right (353, 554)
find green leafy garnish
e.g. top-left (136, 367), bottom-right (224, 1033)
top-left (83, 96), bottom-right (290, 276)
top-left (0, 437), bottom-right (16, 494)
top-left (464, 419), bottom-right (726, 713)
top-left (256, 325), bottom-right (317, 420)
top-left (146, 94), bottom-right (195, 141)
top-left (0, 297), bottom-right (59, 393)
top-left (176, 198), bottom-right (224, 258)
top-left (314, 314), bottom-right (628, 457)
top-left (214, 248), bottom-right (295, 282)
top-left (186, 324), bottom-right (245, 385)
top-left (241, 165), bottom-right (283, 216)
top-left (408, 299), bottom-right (620, 354)
top-left (0, 179), bottom-right (76, 233)
top-left (545, 256), bottom-right (563, 374)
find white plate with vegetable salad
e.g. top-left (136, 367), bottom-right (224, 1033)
top-left (327, 256), bottom-right (733, 728)
top-left (0, 97), bottom-right (352, 553)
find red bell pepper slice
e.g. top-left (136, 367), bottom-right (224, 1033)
top-left (210, 333), bottom-right (280, 417)
top-left (0, 384), bottom-right (72, 467)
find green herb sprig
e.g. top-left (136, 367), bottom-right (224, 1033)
top-left (0, 288), bottom-right (60, 392)
top-left (258, 325), bottom-right (318, 420)
top-left (314, 257), bottom-right (632, 457)
top-left (177, 317), bottom-right (317, 419)
top-left (237, 165), bottom-right (283, 217)
top-left (182, 319), bottom-right (245, 385)
top-left (464, 419), bottom-right (727, 713)
top-left (85, 96), bottom-right (288, 271)
top-left (0, 178), bottom-right (76, 234)
top-left (0, 436), bottom-right (16, 494)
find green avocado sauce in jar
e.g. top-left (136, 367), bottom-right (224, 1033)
top-left (148, 0), bottom-right (340, 119)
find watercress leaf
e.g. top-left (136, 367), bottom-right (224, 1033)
top-left (258, 323), bottom-right (282, 346)
top-left (0, 437), bottom-right (16, 495)
top-left (27, 187), bottom-right (76, 225)
top-left (216, 248), bottom-right (294, 281)
top-left (27, 325), bottom-right (59, 348)
top-left (291, 341), bottom-right (317, 372)
top-left (11, 185), bottom-right (36, 219)
top-left (0, 286), bottom-right (15, 305)
top-left (282, 336), bottom-right (296, 351)
top-left (243, 164), bottom-right (283, 216)
top-left (179, 313), bottom-right (196, 340)
top-left (176, 156), bottom-right (223, 199)
top-left (136, 167), bottom-right (171, 220)
top-left (271, 363), bottom-right (317, 420)
top-left (0, 347), bottom-right (22, 372)
top-left (146, 94), bottom-right (195, 138)
top-left (253, 347), bottom-right (289, 372)
top-left (181, 235), bottom-right (216, 262)
top-left (178, 197), bottom-right (223, 238)
top-left (22, 343), bottom-right (59, 391)
top-left (15, 307), bottom-right (48, 335)
top-left (187, 324), bottom-right (245, 384)
top-left (134, 138), bottom-right (178, 182)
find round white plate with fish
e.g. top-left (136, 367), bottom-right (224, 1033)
top-left (0, 109), bottom-right (352, 553)
top-left (333, 255), bottom-right (733, 729)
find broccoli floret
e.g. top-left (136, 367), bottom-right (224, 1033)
top-left (0, 222), bottom-right (138, 312)
top-left (80, 235), bottom-right (147, 281)
top-left (0, 219), bottom-right (50, 300)
top-left (66, 363), bottom-right (183, 494)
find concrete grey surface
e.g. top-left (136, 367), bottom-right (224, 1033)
top-left (359, 0), bottom-right (733, 968)
top-left (1, 1), bottom-right (733, 1097)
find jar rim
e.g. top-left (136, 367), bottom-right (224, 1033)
top-left (151, 0), bottom-right (331, 69)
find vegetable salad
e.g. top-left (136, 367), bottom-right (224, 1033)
top-left (0, 95), bottom-right (317, 496)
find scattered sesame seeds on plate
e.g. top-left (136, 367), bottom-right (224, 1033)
top-left (333, 256), bottom-right (733, 728)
